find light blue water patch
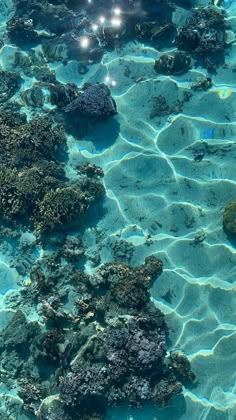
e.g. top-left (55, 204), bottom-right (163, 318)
top-left (126, 231), bottom-right (145, 238)
top-left (201, 128), bottom-right (214, 139)
top-left (0, 263), bottom-right (18, 294)
top-left (0, 383), bottom-right (18, 396)
top-left (0, 0), bottom-right (14, 34)
top-left (33, 247), bottom-right (41, 258)
top-left (221, 0), bottom-right (235, 9)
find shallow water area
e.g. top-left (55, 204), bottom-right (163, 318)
top-left (0, 0), bottom-right (236, 419)
top-left (73, 8), bottom-right (236, 420)
top-left (83, 58), bottom-right (236, 419)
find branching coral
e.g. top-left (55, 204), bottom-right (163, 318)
top-left (0, 113), bottom-right (104, 232)
top-left (0, 115), bottom-right (67, 169)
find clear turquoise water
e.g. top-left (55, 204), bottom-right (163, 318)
top-left (0, 0), bottom-right (236, 419)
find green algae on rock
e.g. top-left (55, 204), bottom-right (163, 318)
top-left (223, 202), bottom-right (236, 234)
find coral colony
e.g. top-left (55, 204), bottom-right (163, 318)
top-left (0, 0), bottom-right (233, 418)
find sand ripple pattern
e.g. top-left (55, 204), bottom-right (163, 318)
top-left (60, 39), bottom-right (236, 419)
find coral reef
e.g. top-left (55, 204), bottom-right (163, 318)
top-left (49, 83), bottom-right (78, 109)
top-left (0, 0), bottom-right (204, 418)
top-left (175, 6), bottom-right (228, 70)
top-left (60, 235), bottom-right (85, 262)
top-left (191, 76), bottom-right (213, 91)
top-left (109, 238), bottom-right (135, 264)
top-left (0, 249), bottom-right (194, 419)
top-left (0, 112), bottom-right (104, 231)
top-left (7, 17), bottom-right (40, 45)
top-left (12, 0), bottom-right (77, 36)
top-left (0, 70), bottom-right (21, 103)
top-left (135, 21), bottom-right (176, 43)
top-left (168, 350), bottom-right (195, 382)
top-left (77, 163), bottom-right (104, 179)
top-left (0, 165), bottom-right (61, 222)
top-left (15, 80), bottom-right (117, 127)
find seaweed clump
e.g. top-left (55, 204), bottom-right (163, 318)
top-left (135, 21), bottom-right (176, 47)
top-left (6, 17), bottom-right (40, 45)
top-left (34, 181), bottom-right (104, 232)
top-left (57, 256), bottom-right (193, 418)
top-left (0, 244), bottom-right (195, 419)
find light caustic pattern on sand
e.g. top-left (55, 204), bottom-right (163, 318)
top-left (61, 40), bottom-right (236, 419)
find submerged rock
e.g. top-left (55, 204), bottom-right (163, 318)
top-left (0, 242), bottom-right (194, 419)
top-left (135, 21), bottom-right (176, 42)
top-left (223, 201), bottom-right (236, 234)
top-left (175, 6), bottom-right (228, 70)
top-left (169, 350), bottom-right (195, 382)
top-left (6, 17), bottom-right (39, 45)
top-left (154, 51), bottom-right (191, 75)
top-left (64, 83), bottom-right (117, 121)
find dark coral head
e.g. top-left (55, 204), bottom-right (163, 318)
top-left (223, 201), bottom-right (236, 234)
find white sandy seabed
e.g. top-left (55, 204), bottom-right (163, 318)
top-left (0, 0), bottom-right (236, 419)
top-left (62, 13), bottom-right (236, 420)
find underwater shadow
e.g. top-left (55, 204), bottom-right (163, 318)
top-left (63, 114), bottom-right (120, 150)
top-left (223, 228), bottom-right (236, 249)
top-left (79, 200), bottom-right (108, 234)
top-left (108, 395), bottom-right (187, 420)
top-left (87, 117), bottom-right (120, 151)
top-left (39, 199), bottom-right (107, 242)
top-left (156, 394), bottom-right (187, 419)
